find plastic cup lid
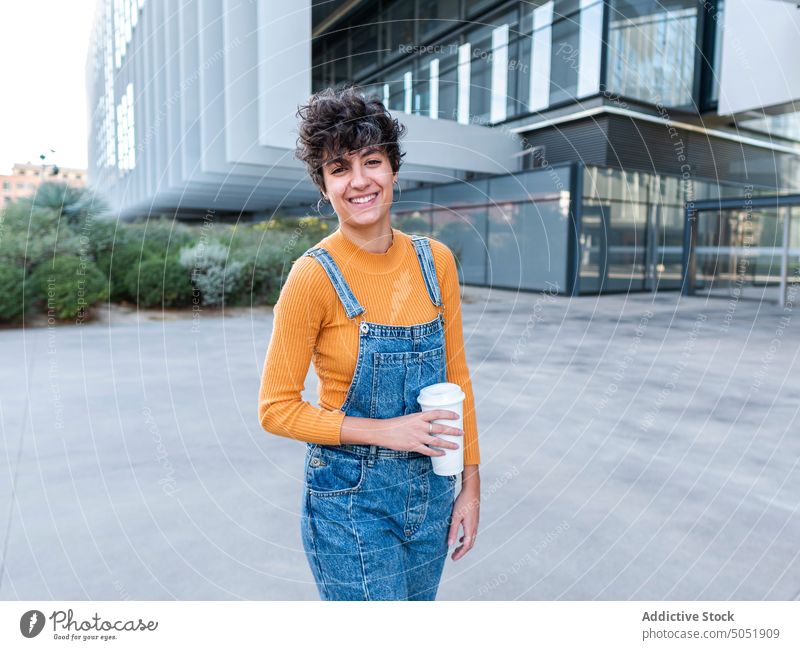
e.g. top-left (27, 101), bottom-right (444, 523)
top-left (417, 382), bottom-right (465, 407)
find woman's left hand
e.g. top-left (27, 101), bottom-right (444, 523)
top-left (447, 465), bottom-right (480, 561)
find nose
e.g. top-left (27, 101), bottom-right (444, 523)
top-left (349, 163), bottom-right (369, 190)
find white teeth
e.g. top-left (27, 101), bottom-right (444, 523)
top-left (349, 193), bottom-right (377, 204)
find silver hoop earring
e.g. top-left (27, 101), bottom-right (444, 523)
top-left (393, 180), bottom-right (402, 203)
top-left (315, 196), bottom-right (336, 218)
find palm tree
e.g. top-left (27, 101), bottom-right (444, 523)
top-left (21, 182), bottom-right (108, 228)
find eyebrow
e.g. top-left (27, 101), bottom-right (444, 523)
top-left (325, 147), bottom-right (383, 168)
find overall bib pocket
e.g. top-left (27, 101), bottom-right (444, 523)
top-left (370, 346), bottom-right (445, 418)
top-left (306, 445), bottom-right (365, 497)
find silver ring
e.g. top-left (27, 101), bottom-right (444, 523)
top-left (428, 422), bottom-right (432, 434)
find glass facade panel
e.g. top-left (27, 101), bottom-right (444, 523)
top-left (549, 11), bottom-right (581, 105)
top-left (433, 207), bottom-right (489, 285)
top-left (507, 30), bottom-right (531, 118)
top-left (392, 167), bottom-right (572, 291)
top-left (384, 0), bottom-right (415, 55)
top-left (437, 47), bottom-right (460, 120)
top-left (694, 206), bottom-right (800, 298)
top-left (708, 0), bottom-right (724, 105)
top-left (606, 0), bottom-right (698, 106)
top-left (414, 55), bottom-right (434, 116)
top-left (332, 39), bottom-right (349, 85)
top-left (419, 0), bottom-right (460, 42)
top-left (386, 65), bottom-right (412, 112)
top-left (468, 22), bottom-right (494, 123)
top-left (608, 200), bottom-right (647, 291)
top-left (392, 210), bottom-right (432, 235)
top-left (466, 0), bottom-right (498, 18)
top-left (315, 0), bottom-right (608, 120)
top-left (350, 22), bottom-right (378, 77)
top-left (488, 200), bottom-right (569, 291)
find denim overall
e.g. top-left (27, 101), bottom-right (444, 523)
top-left (299, 235), bottom-right (458, 600)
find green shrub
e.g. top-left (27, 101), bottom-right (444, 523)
top-left (253, 215), bottom-right (330, 242)
top-left (0, 204), bottom-right (83, 272)
top-left (179, 241), bottom-right (244, 307)
top-left (27, 256), bottom-right (108, 321)
top-left (125, 254), bottom-right (194, 308)
top-left (230, 228), bottom-right (320, 306)
top-left (0, 263), bottom-right (25, 323)
top-left (76, 215), bottom-right (123, 263)
top-left (125, 216), bottom-right (197, 261)
top-left (21, 182), bottom-right (108, 229)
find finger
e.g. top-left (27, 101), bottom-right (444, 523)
top-left (452, 531), bottom-right (476, 560)
top-left (425, 435), bottom-right (459, 450)
top-left (428, 422), bottom-right (463, 437)
top-left (414, 444), bottom-right (442, 458)
top-left (447, 514), bottom-right (461, 547)
top-left (427, 409), bottom-right (459, 421)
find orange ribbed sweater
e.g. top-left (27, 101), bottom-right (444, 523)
top-left (258, 227), bottom-right (480, 466)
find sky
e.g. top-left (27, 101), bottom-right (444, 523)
top-left (0, 1), bottom-right (97, 174)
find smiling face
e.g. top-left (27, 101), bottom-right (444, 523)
top-left (320, 146), bottom-right (397, 230)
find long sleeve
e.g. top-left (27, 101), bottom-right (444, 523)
top-left (258, 255), bottom-right (345, 445)
top-left (434, 241), bottom-right (481, 466)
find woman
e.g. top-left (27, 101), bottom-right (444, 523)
top-left (258, 85), bottom-right (480, 600)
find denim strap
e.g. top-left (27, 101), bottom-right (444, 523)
top-left (302, 247), bottom-right (366, 319)
top-left (410, 235), bottom-right (443, 308)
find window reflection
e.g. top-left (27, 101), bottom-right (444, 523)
top-left (606, 0), bottom-right (698, 107)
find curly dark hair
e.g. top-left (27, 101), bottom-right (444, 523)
top-left (294, 84), bottom-right (407, 196)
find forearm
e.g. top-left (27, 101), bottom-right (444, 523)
top-left (461, 464), bottom-right (480, 491)
top-left (340, 415), bottom-right (384, 446)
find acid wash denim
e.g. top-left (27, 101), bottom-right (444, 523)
top-left (299, 235), bottom-right (458, 600)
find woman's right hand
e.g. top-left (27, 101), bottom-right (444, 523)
top-left (376, 410), bottom-right (463, 456)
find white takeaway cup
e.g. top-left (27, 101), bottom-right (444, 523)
top-left (417, 382), bottom-right (466, 476)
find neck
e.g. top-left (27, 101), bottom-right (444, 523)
top-left (338, 219), bottom-right (394, 254)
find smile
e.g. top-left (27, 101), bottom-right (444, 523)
top-left (348, 192), bottom-right (378, 205)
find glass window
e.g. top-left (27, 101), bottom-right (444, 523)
top-left (383, 0), bottom-right (415, 55)
top-left (507, 30), bottom-right (531, 118)
top-left (332, 39), bottom-right (349, 85)
top-left (419, 0), bottom-right (460, 42)
top-left (414, 55), bottom-right (436, 117)
top-left (607, 200), bottom-right (648, 291)
top-left (312, 45), bottom-right (327, 91)
top-left (433, 207), bottom-right (489, 285)
top-left (392, 210), bottom-right (432, 235)
top-left (708, 0), bottom-right (724, 104)
top-left (549, 12), bottom-right (580, 105)
top-left (351, 22), bottom-right (379, 77)
top-left (466, 0), bottom-right (498, 19)
top-left (606, 0), bottom-right (699, 107)
top-left (437, 46), bottom-right (460, 120)
top-left (468, 23), bottom-right (494, 124)
top-left (385, 65), bottom-right (412, 112)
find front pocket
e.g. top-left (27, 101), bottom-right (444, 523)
top-left (306, 446), bottom-right (365, 497)
top-left (370, 346), bottom-right (445, 419)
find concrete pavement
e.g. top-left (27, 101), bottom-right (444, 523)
top-left (1, 287), bottom-right (798, 600)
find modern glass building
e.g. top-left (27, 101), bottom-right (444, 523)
top-left (87, 0), bottom-right (800, 295)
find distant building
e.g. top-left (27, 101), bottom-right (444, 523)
top-left (0, 162), bottom-right (87, 205)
